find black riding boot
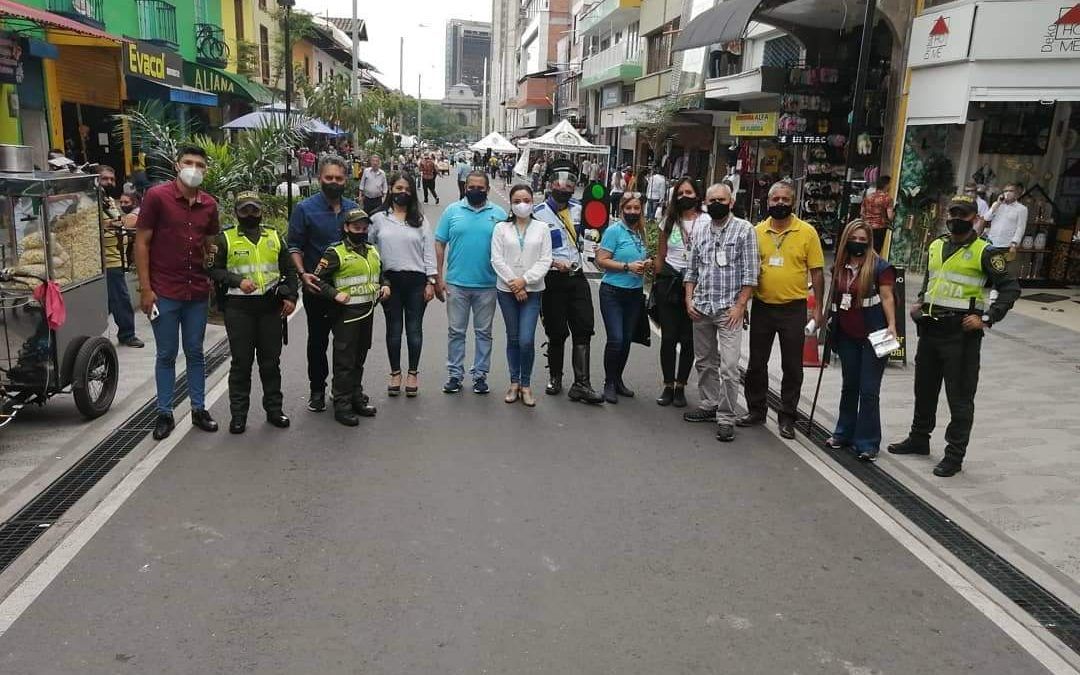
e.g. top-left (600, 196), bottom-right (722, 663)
top-left (567, 343), bottom-right (603, 405)
top-left (546, 337), bottom-right (565, 395)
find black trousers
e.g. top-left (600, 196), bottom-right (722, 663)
top-left (224, 297), bottom-right (283, 417)
top-left (382, 270), bottom-right (428, 372)
top-left (303, 291), bottom-right (335, 393)
top-left (540, 271), bottom-right (595, 377)
top-left (910, 320), bottom-right (982, 461)
top-left (744, 299), bottom-right (807, 423)
top-left (363, 196), bottom-right (383, 214)
top-left (422, 178), bottom-right (438, 202)
top-left (457, 180), bottom-right (466, 199)
top-left (654, 271), bottom-right (693, 384)
top-left (872, 227), bottom-right (887, 254)
top-left (332, 307), bottom-right (375, 412)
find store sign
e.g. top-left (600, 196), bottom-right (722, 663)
top-left (186, 63), bottom-right (237, 96)
top-left (0, 32), bottom-right (24, 85)
top-left (730, 112), bottom-right (777, 137)
top-left (970, 0), bottom-right (1080, 60)
top-left (125, 41), bottom-right (183, 87)
top-left (908, 4), bottom-right (976, 67)
top-left (601, 84), bottom-right (620, 108)
top-left (778, 134), bottom-right (828, 145)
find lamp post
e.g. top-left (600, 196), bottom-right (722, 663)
top-left (281, 0), bottom-right (296, 216)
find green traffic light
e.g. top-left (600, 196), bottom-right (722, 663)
top-left (591, 184), bottom-right (605, 199)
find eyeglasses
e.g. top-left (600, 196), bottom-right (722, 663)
top-left (623, 192), bottom-right (643, 199)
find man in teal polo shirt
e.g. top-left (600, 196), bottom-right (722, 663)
top-left (435, 171), bottom-right (507, 394)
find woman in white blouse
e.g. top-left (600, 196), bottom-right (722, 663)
top-left (491, 184), bottom-right (553, 406)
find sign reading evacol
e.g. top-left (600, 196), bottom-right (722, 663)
top-left (125, 41), bottom-right (183, 87)
top-left (970, 0), bottom-right (1080, 60)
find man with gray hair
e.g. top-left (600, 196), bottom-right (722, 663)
top-left (683, 183), bottom-right (758, 441)
top-left (359, 154), bottom-right (387, 214)
top-left (741, 180), bottom-right (824, 439)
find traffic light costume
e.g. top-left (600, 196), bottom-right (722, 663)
top-left (314, 209), bottom-right (386, 426)
top-left (889, 195), bottom-right (1020, 476)
top-left (532, 161), bottom-right (603, 404)
top-left (208, 192), bottom-right (298, 433)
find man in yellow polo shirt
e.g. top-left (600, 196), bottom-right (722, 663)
top-left (739, 181), bottom-right (824, 439)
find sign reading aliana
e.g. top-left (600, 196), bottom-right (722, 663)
top-left (183, 62), bottom-right (269, 103)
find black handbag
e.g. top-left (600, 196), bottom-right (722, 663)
top-left (632, 293), bottom-right (652, 347)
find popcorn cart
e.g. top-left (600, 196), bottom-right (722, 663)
top-left (0, 155), bottom-right (119, 427)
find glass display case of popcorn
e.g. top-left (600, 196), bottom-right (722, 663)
top-left (0, 166), bottom-right (118, 426)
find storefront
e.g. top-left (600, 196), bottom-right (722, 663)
top-left (123, 40), bottom-right (217, 128)
top-left (899, 0), bottom-right (1080, 285)
top-left (184, 61), bottom-right (274, 136)
top-left (46, 34), bottom-right (124, 169)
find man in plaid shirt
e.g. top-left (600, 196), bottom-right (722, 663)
top-left (682, 183), bottom-right (759, 442)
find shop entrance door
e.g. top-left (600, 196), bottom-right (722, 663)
top-left (60, 102), bottom-right (122, 176)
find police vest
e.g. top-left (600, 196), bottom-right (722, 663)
top-left (225, 227), bottom-right (283, 295)
top-left (331, 242), bottom-right (381, 306)
top-left (925, 237), bottom-right (989, 314)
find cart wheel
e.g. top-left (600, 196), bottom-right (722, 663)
top-left (72, 337), bottom-right (119, 419)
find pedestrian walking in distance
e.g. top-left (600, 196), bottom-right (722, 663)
top-left (888, 195), bottom-right (1019, 477)
top-left (682, 183), bottom-right (758, 442)
top-left (359, 154), bottom-right (387, 215)
top-left (134, 145), bottom-right (221, 441)
top-left (655, 177), bottom-right (709, 409)
top-left (741, 181), bottom-right (825, 439)
top-left (314, 209), bottom-right (390, 427)
top-left (370, 174), bottom-right (437, 398)
top-left (491, 185), bottom-right (553, 407)
top-left (825, 219), bottom-right (897, 460)
top-left (532, 163), bottom-right (604, 405)
top-left (287, 156), bottom-right (358, 414)
top-left (435, 171), bottom-right (506, 395)
top-left (595, 193), bottom-right (652, 404)
top-left (208, 192), bottom-right (298, 434)
top-left (419, 153), bottom-right (440, 205)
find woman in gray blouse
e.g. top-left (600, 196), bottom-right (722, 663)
top-left (369, 174), bottom-right (438, 397)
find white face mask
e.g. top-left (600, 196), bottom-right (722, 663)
top-left (178, 166), bottom-right (204, 188)
top-left (512, 202), bottom-right (534, 219)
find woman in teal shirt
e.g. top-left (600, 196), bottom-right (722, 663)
top-left (595, 193), bottom-right (652, 404)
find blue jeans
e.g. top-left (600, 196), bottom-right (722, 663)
top-left (598, 282), bottom-right (642, 384)
top-left (446, 284), bottom-right (496, 382)
top-left (382, 271), bottom-right (428, 372)
top-left (832, 333), bottom-right (887, 454)
top-left (106, 267), bottom-right (136, 343)
top-left (151, 296), bottom-right (209, 414)
top-left (497, 290), bottom-right (541, 387)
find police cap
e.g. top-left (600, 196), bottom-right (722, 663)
top-left (946, 194), bottom-right (978, 217)
top-left (344, 208), bottom-right (371, 224)
top-left (546, 158), bottom-right (579, 186)
top-left (234, 191), bottom-right (264, 211)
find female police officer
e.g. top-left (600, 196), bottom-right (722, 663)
top-left (208, 191), bottom-right (298, 434)
top-left (313, 209), bottom-right (391, 427)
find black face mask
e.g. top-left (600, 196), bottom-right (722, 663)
top-left (675, 195), bottom-right (699, 212)
top-left (768, 204), bottom-right (793, 221)
top-left (845, 240), bottom-right (869, 257)
top-left (947, 218), bottom-right (974, 235)
top-left (345, 231), bottom-right (368, 247)
top-left (391, 192), bottom-right (411, 207)
top-left (102, 184), bottom-right (121, 199)
top-left (321, 182), bottom-right (345, 200)
top-left (120, 204), bottom-right (136, 214)
top-left (237, 215), bottom-right (262, 230)
top-left (622, 213), bottom-right (641, 226)
top-left (551, 189), bottom-right (573, 204)
top-left (465, 189), bottom-right (487, 206)
top-left (707, 203), bottom-right (730, 220)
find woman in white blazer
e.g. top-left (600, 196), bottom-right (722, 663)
top-left (491, 184), bottom-right (553, 406)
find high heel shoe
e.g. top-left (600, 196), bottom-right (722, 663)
top-left (504, 384), bottom-right (520, 404)
top-left (388, 371), bottom-right (402, 397)
top-left (405, 370), bottom-right (419, 397)
top-left (520, 387), bottom-right (536, 407)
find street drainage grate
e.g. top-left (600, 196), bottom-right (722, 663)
top-left (0, 340), bottom-right (231, 574)
top-left (757, 382), bottom-right (1080, 654)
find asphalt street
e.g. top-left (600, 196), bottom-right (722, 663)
top-left (0, 176), bottom-right (1051, 673)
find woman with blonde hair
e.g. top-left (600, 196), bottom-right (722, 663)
top-left (826, 219), bottom-right (897, 461)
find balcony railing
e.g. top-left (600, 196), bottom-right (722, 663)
top-left (136, 0), bottom-right (178, 51)
top-left (582, 42), bottom-right (642, 89)
top-left (47, 0), bottom-right (105, 29)
top-left (579, 0), bottom-right (642, 35)
top-left (195, 23), bottom-right (230, 68)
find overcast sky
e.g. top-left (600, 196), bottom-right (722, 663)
top-left (295, 0), bottom-right (492, 100)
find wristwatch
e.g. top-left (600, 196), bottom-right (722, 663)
top-left (623, 262), bottom-right (629, 272)
top-left (427, 276), bottom-right (437, 285)
top-left (981, 313), bottom-right (993, 328)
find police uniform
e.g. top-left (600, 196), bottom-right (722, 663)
top-left (889, 195), bottom-right (1020, 476)
top-left (208, 192), bottom-right (299, 432)
top-left (314, 209), bottom-right (384, 425)
top-left (533, 190), bottom-right (603, 404)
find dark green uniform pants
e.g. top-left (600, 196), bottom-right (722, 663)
top-left (224, 297), bottom-right (283, 417)
top-left (332, 306), bottom-right (374, 412)
top-left (910, 318), bottom-right (982, 461)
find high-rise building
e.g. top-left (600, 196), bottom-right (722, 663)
top-left (445, 19), bottom-right (491, 96)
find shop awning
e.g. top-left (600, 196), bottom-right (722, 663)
top-left (126, 76), bottom-right (218, 107)
top-left (674, 0), bottom-right (759, 52)
top-left (183, 62), bottom-right (274, 104)
top-left (0, 0), bottom-right (118, 41)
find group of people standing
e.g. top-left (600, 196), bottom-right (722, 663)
top-left (128, 149), bottom-right (1020, 479)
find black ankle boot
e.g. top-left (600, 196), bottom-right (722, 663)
top-left (656, 386), bottom-right (674, 406)
top-left (671, 386), bottom-right (687, 408)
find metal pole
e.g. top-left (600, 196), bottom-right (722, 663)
top-left (283, 0), bottom-right (294, 216)
top-left (399, 36), bottom-right (404, 93)
top-left (417, 73), bottom-right (422, 146)
top-left (351, 0), bottom-right (359, 98)
top-left (481, 58), bottom-right (488, 136)
top-left (843, 0), bottom-right (878, 215)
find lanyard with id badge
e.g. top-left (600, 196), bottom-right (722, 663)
top-left (767, 230), bottom-right (790, 268)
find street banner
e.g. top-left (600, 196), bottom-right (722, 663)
top-left (731, 112), bottom-right (778, 137)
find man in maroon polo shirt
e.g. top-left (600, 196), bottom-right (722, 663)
top-left (134, 145), bottom-right (222, 440)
